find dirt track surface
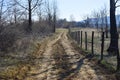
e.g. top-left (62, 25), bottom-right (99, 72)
top-left (25, 29), bottom-right (116, 80)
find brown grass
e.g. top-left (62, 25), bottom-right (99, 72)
top-left (70, 28), bottom-right (118, 70)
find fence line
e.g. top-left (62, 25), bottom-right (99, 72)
top-left (69, 29), bottom-right (120, 71)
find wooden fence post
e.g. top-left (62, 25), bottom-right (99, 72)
top-left (68, 27), bottom-right (71, 34)
top-left (70, 32), bottom-right (72, 38)
top-left (73, 32), bottom-right (75, 40)
top-left (70, 32), bottom-right (73, 38)
top-left (92, 31), bottom-right (94, 55)
top-left (75, 31), bottom-right (77, 41)
top-left (81, 31), bottom-right (83, 48)
top-left (69, 30), bottom-right (71, 37)
top-left (76, 31), bottom-right (78, 43)
top-left (77, 31), bottom-right (80, 44)
top-left (85, 32), bottom-right (87, 50)
top-left (100, 32), bottom-right (104, 61)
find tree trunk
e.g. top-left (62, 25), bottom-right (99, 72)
top-left (107, 0), bottom-right (119, 55)
top-left (48, 13), bottom-right (52, 32)
top-left (105, 16), bottom-right (109, 38)
top-left (53, 13), bottom-right (56, 33)
top-left (0, 0), bottom-right (4, 25)
top-left (28, 1), bottom-right (32, 32)
top-left (13, 0), bottom-right (17, 24)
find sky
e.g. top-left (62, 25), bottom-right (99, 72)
top-left (57, 0), bottom-right (109, 21)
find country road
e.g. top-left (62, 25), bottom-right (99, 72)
top-left (23, 29), bottom-right (116, 80)
top-left (0, 28), bottom-right (116, 80)
top-left (0, 0), bottom-right (120, 80)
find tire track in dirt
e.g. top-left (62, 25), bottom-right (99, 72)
top-left (25, 29), bottom-right (116, 80)
top-left (39, 32), bottom-right (63, 80)
top-left (25, 32), bottom-right (64, 80)
top-left (59, 32), bottom-right (98, 80)
top-left (59, 31), bottom-right (116, 80)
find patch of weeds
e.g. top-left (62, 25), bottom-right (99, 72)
top-left (100, 60), bottom-right (115, 72)
top-left (30, 38), bottom-right (49, 58)
top-left (0, 64), bottom-right (31, 80)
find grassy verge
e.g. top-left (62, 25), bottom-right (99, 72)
top-left (0, 33), bottom-right (57, 79)
top-left (68, 31), bottom-right (116, 70)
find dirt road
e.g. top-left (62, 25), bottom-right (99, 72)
top-left (25, 29), bottom-right (116, 80)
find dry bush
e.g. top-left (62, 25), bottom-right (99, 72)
top-left (0, 22), bottom-right (27, 53)
top-left (0, 20), bottom-right (53, 55)
top-left (32, 21), bottom-right (53, 35)
top-left (0, 25), bottom-right (4, 33)
top-left (0, 27), bottom-right (17, 52)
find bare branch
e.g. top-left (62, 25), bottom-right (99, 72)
top-left (116, 5), bottom-right (120, 8)
top-left (31, 0), bottom-right (42, 11)
top-left (17, 10), bottom-right (27, 20)
top-left (15, 0), bottom-right (28, 10)
top-left (115, 0), bottom-right (120, 5)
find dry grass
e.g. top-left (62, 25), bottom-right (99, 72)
top-left (0, 31), bottom-right (54, 80)
top-left (0, 28), bottom-right (118, 80)
top-left (0, 63), bottom-right (30, 79)
top-left (70, 28), bottom-right (118, 70)
top-left (0, 28), bottom-right (63, 79)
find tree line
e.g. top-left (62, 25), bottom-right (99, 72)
top-left (0, 0), bottom-right (58, 52)
top-left (0, 0), bottom-right (57, 33)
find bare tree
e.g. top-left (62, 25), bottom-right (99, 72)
top-left (100, 10), bottom-right (105, 32)
top-left (52, 0), bottom-right (57, 33)
top-left (69, 14), bottom-right (75, 27)
top-left (0, 0), bottom-right (11, 29)
top-left (7, 0), bottom-right (19, 24)
top-left (100, 5), bottom-right (109, 38)
top-left (107, 0), bottom-right (120, 71)
top-left (15, 0), bottom-right (43, 32)
top-left (0, 0), bottom-right (8, 25)
top-left (108, 0), bottom-right (118, 53)
top-left (93, 10), bottom-right (100, 29)
top-left (36, 0), bottom-right (58, 33)
top-left (0, 0), bottom-right (4, 32)
top-left (45, 0), bottom-right (53, 32)
top-left (37, 4), bottom-right (43, 22)
top-left (13, 0), bottom-right (18, 24)
top-left (0, 0), bottom-right (4, 24)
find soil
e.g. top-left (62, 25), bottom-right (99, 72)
top-left (0, 29), bottom-right (117, 80)
top-left (25, 29), bottom-right (117, 80)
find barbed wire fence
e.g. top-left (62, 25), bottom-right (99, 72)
top-left (69, 28), bottom-right (120, 71)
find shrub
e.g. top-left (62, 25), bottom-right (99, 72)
top-left (0, 31), bottom-right (17, 52)
top-left (0, 24), bottom-right (19, 52)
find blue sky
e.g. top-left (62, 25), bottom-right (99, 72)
top-left (57, 0), bottom-right (109, 21)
